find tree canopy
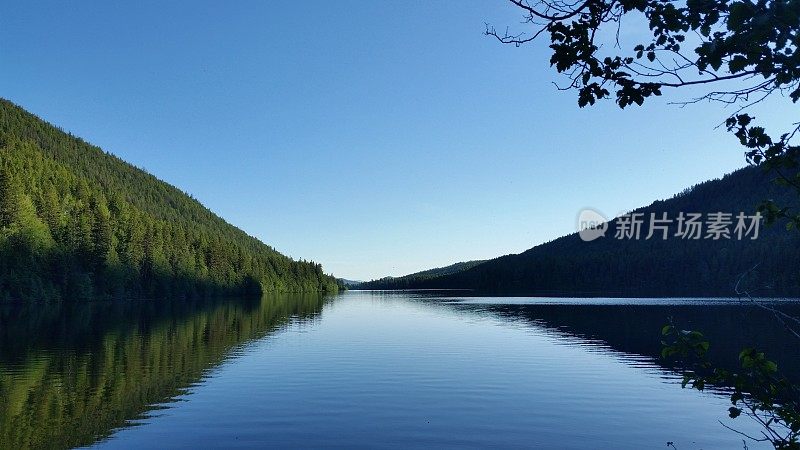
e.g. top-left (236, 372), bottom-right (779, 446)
top-left (487, 0), bottom-right (799, 223)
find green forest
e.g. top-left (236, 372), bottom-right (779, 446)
top-left (363, 167), bottom-right (800, 296)
top-left (0, 99), bottom-right (340, 302)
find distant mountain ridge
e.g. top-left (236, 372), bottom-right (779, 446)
top-left (359, 260), bottom-right (486, 289)
top-left (0, 99), bottom-right (339, 302)
top-left (366, 167), bottom-right (800, 296)
top-left (337, 278), bottom-right (363, 288)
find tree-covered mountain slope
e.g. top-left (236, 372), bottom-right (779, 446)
top-left (0, 99), bottom-right (339, 302)
top-left (370, 168), bottom-right (800, 296)
top-left (359, 260), bottom-right (486, 289)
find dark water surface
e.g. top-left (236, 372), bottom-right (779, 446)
top-left (2, 291), bottom-right (799, 449)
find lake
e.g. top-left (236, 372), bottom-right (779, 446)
top-left (2, 291), bottom-right (799, 449)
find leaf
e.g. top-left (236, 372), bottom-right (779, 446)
top-left (737, 114), bottom-right (752, 126)
top-left (765, 360), bottom-right (778, 373)
top-left (728, 55), bottom-right (749, 73)
top-left (728, 2), bottom-right (752, 31)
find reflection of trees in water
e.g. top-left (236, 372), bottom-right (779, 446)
top-left (0, 294), bottom-right (328, 449)
top-left (448, 302), bottom-right (800, 381)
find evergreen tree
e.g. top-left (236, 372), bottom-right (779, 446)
top-left (0, 99), bottom-right (340, 302)
top-left (0, 166), bottom-right (21, 229)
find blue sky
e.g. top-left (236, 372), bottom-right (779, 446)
top-left (1, 1), bottom-right (792, 280)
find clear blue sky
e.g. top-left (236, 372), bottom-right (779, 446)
top-left (1, 1), bottom-right (792, 280)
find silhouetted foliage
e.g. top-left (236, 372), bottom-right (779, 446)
top-left (488, 2), bottom-right (800, 445)
top-left (663, 324), bottom-right (800, 448)
top-left (488, 0), bottom-right (800, 227)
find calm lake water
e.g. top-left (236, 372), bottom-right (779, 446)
top-left (2, 291), bottom-right (799, 449)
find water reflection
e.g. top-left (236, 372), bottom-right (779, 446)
top-left (3, 292), bottom-right (798, 449)
top-left (0, 294), bottom-right (328, 449)
top-left (418, 293), bottom-right (800, 381)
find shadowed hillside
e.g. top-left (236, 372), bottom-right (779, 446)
top-left (368, 168), bottom-right (800, 297)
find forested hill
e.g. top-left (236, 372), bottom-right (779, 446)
top-left (359, 260), bottom-right (486, 289)
top-left (0, 99), bottom-right (339, 302)
top-left (368, 167), bottom-right (800, 297)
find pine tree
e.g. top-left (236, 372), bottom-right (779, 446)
top-left (0, 99), bottom-right (339, 302)
top-left (0, 166), bottom-right (21, 229)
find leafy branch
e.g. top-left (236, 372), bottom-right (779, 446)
top-left (662, 324), bottom-right (800, 448)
